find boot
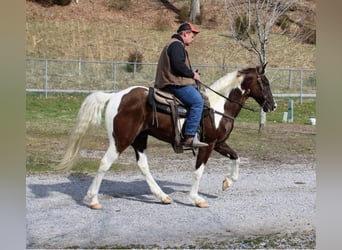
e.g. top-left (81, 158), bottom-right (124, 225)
top-left (183, 134), bottom-right (208, 148)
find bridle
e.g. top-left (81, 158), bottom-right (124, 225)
top-left (256, 74), bottom-right (268, 110)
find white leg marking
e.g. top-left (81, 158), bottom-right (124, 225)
top-left (85, 143), bottom-right (119, 208)
top-left (137, 151), bottom-right (171, 203)
top-left (190, 164), bottom-right (208, 207)
top-left (223, 157), bottom-right (240, 190)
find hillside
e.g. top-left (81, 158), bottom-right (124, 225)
top-left (26, 0), bottom-right (316, 68)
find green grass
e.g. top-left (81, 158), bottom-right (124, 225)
top-left (237, 98), bottom-right (316, 124)
top-left (27, 93), bottom-right (103, 137)
top-left (26, 93), bottom-right (316, 127)
top-left (26, 93), bottom-right (315, 172)
top-left (26, 92), bottom-right (84, 119)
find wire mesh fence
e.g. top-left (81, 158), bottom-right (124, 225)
top-left (26, 58), bottom-right (316, 102)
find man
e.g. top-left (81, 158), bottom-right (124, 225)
top-left (154, 22), bottom-right (208, 148)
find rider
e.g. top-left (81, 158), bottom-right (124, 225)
top-left (154, 22), bottom-right (208, 148)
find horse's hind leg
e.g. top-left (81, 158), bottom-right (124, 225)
top-left (132, 133), bottom-right (172, 204)
top-left (136, 150), bottom-right (172, 204)
top-left (84, 142), bottom-right (119, 209)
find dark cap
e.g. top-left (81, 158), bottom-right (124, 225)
top-left (177, 22), bottom-right (200, 34)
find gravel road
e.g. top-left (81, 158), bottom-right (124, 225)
top-left (26, 151), bottom-right (316, 249)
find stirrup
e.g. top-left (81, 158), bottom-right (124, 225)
top-left (183, 134), bottom-right (208, 148)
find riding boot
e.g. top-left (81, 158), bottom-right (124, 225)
top-left (183, 134), bottom-right (208, 148)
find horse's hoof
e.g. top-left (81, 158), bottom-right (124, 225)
top-left (90, 203), bottom-right (102, 210)
top-left (196, 201), bottom-right (209, 208)
top-left (222, 179), bottom-right (230, 191)
top-left (162, 196), bottom-right (172, 204)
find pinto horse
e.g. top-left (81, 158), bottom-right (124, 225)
top-left (56, 63), bottom-right (277, 208)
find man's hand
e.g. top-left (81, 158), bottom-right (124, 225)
top-left (193, 71), bottom-right (200, 81)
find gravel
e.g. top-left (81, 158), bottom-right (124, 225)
top-left (26, 152), bottom-right (316, 249)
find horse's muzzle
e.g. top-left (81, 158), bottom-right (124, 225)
top-left (263, 101), bottom-right (277, 113)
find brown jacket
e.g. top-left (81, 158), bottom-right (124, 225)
top-left (154, 38), bottom-right (196, 89)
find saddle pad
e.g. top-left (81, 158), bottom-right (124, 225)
top-left (147, 87), bottom-right (188, 117)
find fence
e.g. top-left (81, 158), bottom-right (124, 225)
top-left (26, 58), bottom-right (316, 103)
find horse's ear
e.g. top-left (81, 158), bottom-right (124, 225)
top-left (262, 62), bottom-right (268, 73)
top-left (258, 62), bottom-right (268, 75)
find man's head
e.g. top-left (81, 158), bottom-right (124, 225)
top-left (177, 22), bottom-right (200, 46)
top-left (177, 23), bottom-right (200, 34)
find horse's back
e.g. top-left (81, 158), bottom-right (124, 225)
top-left (106, 86), bottom-right (148, 112)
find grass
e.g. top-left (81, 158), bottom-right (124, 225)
top-left (26, 93), bottom-right (316, 127)
top-left (26, 93), bottom-right (316, 172)
top-left (237, 98), bottom-right (316, 124)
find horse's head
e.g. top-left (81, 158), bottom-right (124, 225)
top-left (241, 63), bottom-right (277, 112)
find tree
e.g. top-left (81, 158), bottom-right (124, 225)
top-left (224, 0), bottom-right (296, 131)
top-left (190, 0), bottom-right (201, 24)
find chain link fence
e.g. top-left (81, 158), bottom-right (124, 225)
top-left (26, 58), bottom-right (316, 103)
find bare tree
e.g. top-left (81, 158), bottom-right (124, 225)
top-left (224, 0), bottom-right (296, 131)
top-left (190, 0), bottom-right (201, 24)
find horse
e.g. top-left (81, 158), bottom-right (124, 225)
top-left (56, 63), bottom-right (277, 209)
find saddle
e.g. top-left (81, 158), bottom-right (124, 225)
top-left (147, 87), bottom-right (210, 154)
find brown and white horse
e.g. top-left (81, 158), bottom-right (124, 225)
top-left (56, 63), bottom-right (276, 208)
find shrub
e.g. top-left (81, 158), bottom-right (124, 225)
top-left (126, 50), bottom-right (143, 73)
top-left (179, 5), bottom-right (189, 23)
top-left (276, 15), bottom-right (291, 32)
top-left (54, 0), bottom-right (71, 6)
top-left (31, 0), bottom-right (71, 7)
top-left (295, 27), bottom-right (316, 45)
top-left (107, 0), bottom-right (132, 11)
top-left (234, 15), bottom-right (255, 40)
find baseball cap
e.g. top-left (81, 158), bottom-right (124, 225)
top-left (177, 22), bottom-right (200, 34)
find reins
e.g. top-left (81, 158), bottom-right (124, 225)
top-left (198, 80), bottom-right (258, 112)
top-left (211, 108), bottom-right (235, 120)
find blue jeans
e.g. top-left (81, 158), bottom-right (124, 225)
top-left (168, 85), bottom-right (204, 136)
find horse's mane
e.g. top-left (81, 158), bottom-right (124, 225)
top-left (207, 70), bottom-right (243, 101)
top-left (238, 67), bottom-right (258, 75)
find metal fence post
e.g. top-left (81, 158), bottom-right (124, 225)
top-left (78, 59), bottom-right (82, 76)
top-left (45, 59), bottom-right (48, 98)
top-left (300, 69), bottom-right (303, 104)
top-left (113, 62), bottom-right (117, 91)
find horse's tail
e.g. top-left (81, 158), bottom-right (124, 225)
top-left (55, 91), bottom-right (114, 172)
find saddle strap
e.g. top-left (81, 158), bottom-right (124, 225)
top-left (148, 87), bottom-right (159, 127)
top-left (168, 99), bottom-right (183, 154)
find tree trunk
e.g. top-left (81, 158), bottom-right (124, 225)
top-left (190, 0), bottom-right (201, 24)
top-left (259, 108), bottom-right (266, 133)
top-left (225, 0), bottom-right (296, 132)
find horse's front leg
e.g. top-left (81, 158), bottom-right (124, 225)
top-left (189, 146), bottom-right (215, 208)
top-left (190, 164), bottom-right (208, 208)
top-left (214, 142), bottom-right (240, 191)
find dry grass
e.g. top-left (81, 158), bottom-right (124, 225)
top-left (26, 0), bottom-right (316, 69)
